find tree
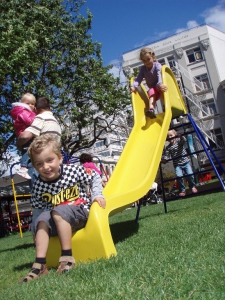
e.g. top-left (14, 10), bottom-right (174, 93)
top-left (0, 0), bottom-right (130, 169)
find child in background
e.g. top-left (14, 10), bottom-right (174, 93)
top-left (79, 153), bottom-right (102, 175)
top-left (130, 47), bottom-right (168, 119)
top-left (10, 93), bottom-right (36, 179)
top-left (162, 129), bottom-right (198, 197)
top-left (19, 134), bottom-right (105, 283)
top-left (80, 153), bottom-right (106, 188)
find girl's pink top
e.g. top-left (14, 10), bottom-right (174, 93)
top-left (83, 162), bottom-right (102, 175)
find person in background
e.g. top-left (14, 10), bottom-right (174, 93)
top-left (80, 153), bottom-right (106, 188)
top-left (79, 153), bottom-right (102, 176)
top-left (162, 129), bottom-right (198, 197)
top-left (17, 97), bottom-right (61, 186)
top-left (130, 47), bottom-right (168, 119)
top-left (10, 93), bottom-right (36, 179)
top-left (17, 97), bottom-right (61, 146)
top-left (18, 134), bottom-right (105, 283)
top-left (16, 97), bottom-right (62, 233)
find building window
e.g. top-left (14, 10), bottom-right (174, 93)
top-left (99, 151), bottom-right (111, 157)
top-left (209, 128), bottom-right (224, 148)
top-left (95, 141), bottom-right (105, 147)
top-left (158, 58), bottom-right (166, 66)
top-left (111, 140), bottom-right (121, 146)
top-left (111, 151), bottom-right (122, 157)
top-left (167, 56), bottom-right (176, 68)
top-left (186, 47), bottom-right (203, 63)
top-left (195, 74), bottom-right (210, 91)
top-left (202, 99), bottom-right (217, 114)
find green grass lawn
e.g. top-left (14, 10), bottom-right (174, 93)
top-left (0, 192), bottom-right (225, 300)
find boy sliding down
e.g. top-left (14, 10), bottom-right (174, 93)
top-left (19, 134), bottom-right (105, 283)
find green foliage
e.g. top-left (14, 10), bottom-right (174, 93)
top-left (0, 0), bottom-right (130, 161)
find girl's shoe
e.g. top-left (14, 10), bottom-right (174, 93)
top-left (56, 256), bottom-right (75, 274)
top-left (18, 263), bottom-right (48, 283)
top-left (145, 109), bottom-right (156, 119)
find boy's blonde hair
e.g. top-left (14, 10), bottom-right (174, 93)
top-left (139, 47), bottom-right (157, 62)
top-left (167, 129), bottom-right (177, 138)
top-left (21, 93), bottom-right (36, 105)
top-left (28, 134), bottom-right (61, 164)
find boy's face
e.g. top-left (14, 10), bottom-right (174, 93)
top-left (168, 131), bottom-right (176, 144)
top-left (32, 147), bottom-right (63, 181)
top-left (142, 53), bottom-right (154, 69)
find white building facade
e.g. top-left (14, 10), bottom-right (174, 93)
top-left (122, 25), bottom-right (225, 164)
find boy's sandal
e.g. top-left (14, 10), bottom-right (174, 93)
top-left (56, 256), bottom-right (75, 274)
top-left (18, 263), bottom-right (48, 284)
top-left (179, 192), bottom-right (186, 197)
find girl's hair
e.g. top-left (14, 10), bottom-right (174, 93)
top-left (80, 153), bottom-right (93, 164)
top-left (28, 134), bottom-right (61, 164)
top-left (139, 47), bottom-right (157, 62)
top-left (20, 93), bottom-right (36, 104)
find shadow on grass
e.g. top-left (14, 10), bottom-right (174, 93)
top-left (0, 242), bottom-right (34, 253)
top-left (110, 220), bottom-right (139, 244)
top-left (13, 262), bottom-right (34, 271)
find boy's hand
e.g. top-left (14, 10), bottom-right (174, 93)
top-left (93, 197), bottom-right (106, 208)
top-left (161, 159), bottom-right (167, 164)
top-left (158, 84), bottom-right (168, 92)
top-left (130, 86), bottom-right (136, 93)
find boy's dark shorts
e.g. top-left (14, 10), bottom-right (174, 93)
top-left (34, 204), bottom-right (89, 237)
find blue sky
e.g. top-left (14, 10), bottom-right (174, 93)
top-left (80, 0), bottom-right (225, 69)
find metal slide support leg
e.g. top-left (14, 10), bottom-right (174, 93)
top-left (187, 114), bottom-right (225, 191)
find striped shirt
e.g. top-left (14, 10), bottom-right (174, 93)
top-left (24, 111), bottom-right (61, 137)
top-left (163, 137), bottom-right (189, 166)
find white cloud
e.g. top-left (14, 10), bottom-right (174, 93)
top-left (176, 20), bottom-right (199, 34)
top-left (201, 0), bottom-right (225, 31)
top-left (157, 31), bottom-right (170, 38)
top-left (131, 1), bottom-right (225, 53)
top-left (134, 31), bottom-right (170, 49)
top-left (175, 1), bottom-right (225, 34)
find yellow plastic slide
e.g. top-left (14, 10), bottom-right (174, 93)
top-left (46, 66), bottom-right (187, 267)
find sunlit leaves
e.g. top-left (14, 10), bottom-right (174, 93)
top-left (0, 0), bottom-right (130, 164)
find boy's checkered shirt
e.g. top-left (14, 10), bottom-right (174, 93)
top-left (31, 164), bottom-right (96, 210)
